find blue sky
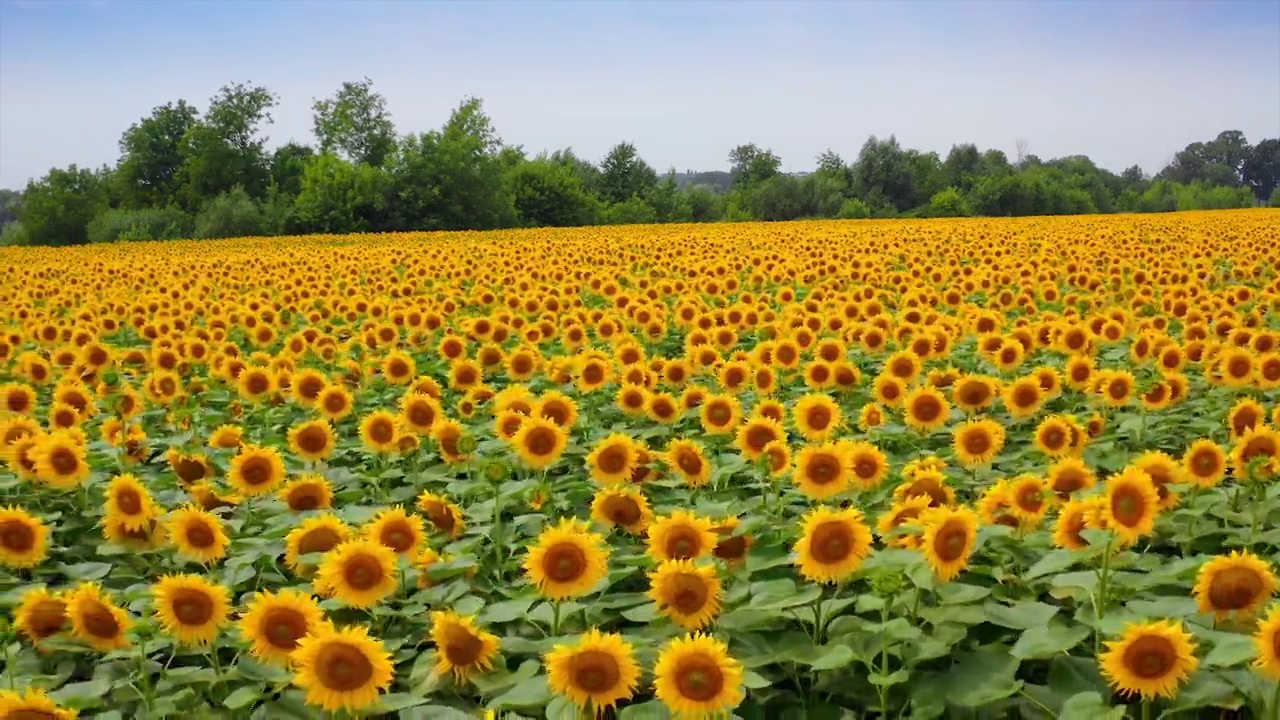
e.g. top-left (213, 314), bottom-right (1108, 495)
top-left (1, 0), bottom-right (1278, 188)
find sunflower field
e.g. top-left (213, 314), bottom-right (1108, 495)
top-left (1, 210), bottom-right (1280, 720)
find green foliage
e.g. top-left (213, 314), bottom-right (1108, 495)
top-left (598, 142), bottom-right (658, 205)
top-left (293, 154), bottom-right (387, 234)
top-left (508, 159), bottom-right (600, 227)
top-left (0, 188), bottom-right (20, 229)
top-left (116, 100), bottom-right (200, 209)
top-left (179, 83), bottom-right (278, 207)
top-left (729, 144), bottom-right (782, 187)
top-left (87, 206), bottom-right (192, 243)
top-left (927, 187), bottom-right (972, 217)
top-left (312, 77), bottom-right (397, 168)
top-left (684, 185), bottom-right (725, 223)
top-left (1243, 138), bottom-right (1279, 202)
top-left (18, 165), bottom-right (110, 246)
top-left (0, 220), bottom-right (27, 246)
top-left (852, 136), bottom-right (918, 213)
top-left (601, 196), bottom-right (657, 225)
top-left (193, 187), bottom-right (266, 239)
top-left (270, 143), bottom-right (315, 198)
top-left (837, 198), bottom-right (872, 219)
top-left (1271, 187), bottom-right (1280, 207)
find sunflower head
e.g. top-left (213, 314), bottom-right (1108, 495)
top-left (919, 505), bottom-right (979, 582)
top-left (795, 505), bottom-right (874, 583)
top-left (363, 506), bottom-right (424, 557)
top-left (0, 505), bottom-right (50, 569)
top-left (1193, 551), bottom-right (1278, 619)
top-left (416, 491), bottom-right (466, 538)
top-left (544, 628), bottom-right (641, 716)
top-left (902, 386), bottom-right (951, 433)
top-left (66, 581), bottom-right (132, 652)
top-left (279, 474), bottom-right (335, 512)
top-left (587, 433), bottom-right (640, 485)
top-left (953, 418), bottom-right (1006, 467)
top-left (0, 688), bottom-right (77, 720)
top-left (590, 486), bottom-right (653, 534)
top-left (648, 559), bottom-right (723, 630)
top-left (512, 415), bottom-right (569, 470)
top-left (652, 633), bottom-right (745, 717)
top-left (1102, 467), bottom-right (1161, 545)
top-left (14, 586), bottom-right (67, 645)
top-left (647, 510), bottom-right (718, 563)
top-left (524, 517), bottom-right (611, 600)
top-left (314, 539), bottom-right (399, 608)
top-left (1099, 620), bottom-right (1199, 700)
top-left (292, 624), bottom-right (395, 712)
top-left (430, 611), bottom-right (501, 684)
top-left (239, 588), bottom-right (329, 665)
top-left (228, 444), bottom-right (286, 496)
top-left (167, 504), bottom-right (230, 565)
top-left (663, 438), bottom-right (711, 487)
top-left (152, 573), bottom-right (231, 645)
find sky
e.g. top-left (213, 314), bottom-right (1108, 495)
top-left (1, 0), bottom-right (1278, 188)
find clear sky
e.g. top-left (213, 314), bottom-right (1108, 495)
top-left (1, 0), bottom-right (1278, 188)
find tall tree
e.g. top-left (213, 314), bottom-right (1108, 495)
top-left (270, 142), bottom-right (315, 198)
top-left (312, 78), bottom-right (397, 168)
top-left (1242, 138), bottom-right (1279, 203)
top-left (18, 165), bottom-right (110, 246)
top-left (598, 142), bottom-right (658, 205)
top-left (852, 136), bottom-right (917, 213)
top-left (179, 83), bottom-right (278, 207)
top-left (942, 144), bottom-right (984, 192)
top-left (117, 100), bottom-right (200, 209)
top-left (728, 144), bottom-right (781, 187)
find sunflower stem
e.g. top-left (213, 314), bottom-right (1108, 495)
top-left (551, 601), bottom-right (563, 636)
top-left (2, 633), bottom-right (14, 690)
top-left (1093, 532), bottom-right (1116, 653)
top-left (1141, 699), bottom-right (1153, 720)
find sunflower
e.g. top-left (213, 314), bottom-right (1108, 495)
top-left (431, 418), bottom-right (471, 464)
top-left (761, 440), bottom-right (792, 477)
top-left (1099, 620), bottom-right (1199, 700)
top-left (285, 514), bottom-right (353, 572)
top-left (1034, 416), bottom-right (1075, 458)
top-left (357, 410), bottom-right (400, 455)
top-left (858, 403), bottom-right (886, 430)
top-left (1232, 424), bottom-right (1280, 481)
top-left (537, 391), bottom-right (580, 429)
top-left (795, 505), bottom-right (874, 583)
top-left (14, 586), bottom-right (67, 645)
top-left (1182, 439), bottom-right (1227, 488)
top-left (239, 588), bottom-right (329, 666)
top-left (1007, 475), bottom-right (1051, 526)
top-left (228, 444), bottom-right (286, 496)
top-left (1047, 456), bottom-right (1096, 499)
top-left (586, 433), bottom-right (639, 485)
top-left (951, 374), bottom-right (998, 413)
top-left (315, 539), bottom-right (399, 608)
top-left (1001, 376), bottom-right (1044, 419)
top-left (152, 573), bottom-right (231, 646)
top-left (168, 504), bottom-right (230, 564)
top-left (168, 450), bottom-right (213, 485)
top-left (1193, 551), bottom-right (1278, 619)
top-left (590, 486), bottom-right (653, 534)
top-left (399, 392), bottom-right (443, 436)
top-left (290, 369), bottom-right (329, 406)
top-left (524, 517), bottom-right (611, 600)
top-left (1254, 604), bottom-right (1280, 680)
top-left (952, 418), bottom-right (1005, 467)
top-left (31, 431), bottom-right (90, 489)
top-left (663, 438), bottom-right (712, 487)
top-left (512, 416), bottom-right (568, 470)
top-left (417, 491), bottom-right (466, 538)
top-left (292, 624), bottom-right (395, 712)
top-left (919, 505), bottom-right (979, 582)
top-left (101, 473), bottom-right (160, 533)
top-left (1217, 347), bottom-right (1256, 388)
top-left (544, 628), bottom-right (641, 716)
top-left (279, 474), bottom-right (334, 512)
top-left (364, 506), bottom-right (425, 557)
top-left (288, 420), bottom-right (336, 463)
top-left (316, 384), bottom-right (355, 421)
top-left (1131, 451), bottom-right (1184, 509)
top-left (208, 424), bottom-right (244, 449)
top-left (647, 510), bottom-right (717, 563)
top-left (652, 633), bottom-right (744, 717)
top-left (734, 415), bottom-right (784, 462)
top-left (843, 440), bottom-right (889, 490)
top-left (66, 582), bottom-right (131, 652)
top-left (1053, 499), bottom-right (1095, 550)
top-left (872, 374), bottom-right (906, 407)
top-left (791, 442), bottom-right (851, 500)
top-left (876, 496), bottom-right (931, 549)
top-left (1102, 467), bottom-right (1161, 545)
top-left (977, 480), bottom-right (1020, 528)
top-left (648, 559), bottom-right (723, 630)
top-left (647, 392), bottom-right (681, 424)
top-left (0, 688), bottom-right (77, 720)
top-left (425, 612), bottom-right (503, 692)
top-left (0, 505), bottom-right (49, 568)
top-left (792, 393), bottom-right (842, 441)
top-left (711, 517), bottom-right (753, 564)
top-left (902, 386), bottom-right (951, 433)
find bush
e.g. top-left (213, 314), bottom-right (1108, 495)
top-left (194, 187), bottom-right (265, 239)
top-left (87, 207), bottom-right (192, 243)
top-left (1272, 187), bottom-right (1280, 208)
top-left (836, 198), bottom-right (871, 219)
top-left (601, 197), bottom-right (657, 225)
top-left (927, 187), bottom-right (972, 217)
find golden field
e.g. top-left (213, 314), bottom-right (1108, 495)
top-left (1, 210), bottom-right (1280, 719)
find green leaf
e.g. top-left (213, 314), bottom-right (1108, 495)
top-left (57, 562), bottom-right (114, 581)
top-left (223, 686), bottom-right (263, 710)
top-left (373, 694), bottom-right (430, 712)
top-left (621, 602), bottom-right (660, 622)
top-left (1125, 596), bottom-right (1198, 619)
top-left (944, 645), bottom-right (1023, 707)
top-left (618, 700), bottom-right (669, 719)
top-left (869, 669), bottom-right (910, 687)
top-left (1011, 623), bottom-right (1090, 660)
top-left (1167, 670), bottom-right (1244, 711)
top-left (1025, 548), bottom-right (1091, 579)
top-left (935, 583), bottom-right (991, 605)
top-left (1203, 634), bottom-right (1257, 668)
top-left (397, 707), bottom-right (473, 720)
top-left (1059, 692), bottom-right (1124, 720)
top-left (49, 678), bottom-right (112, 706)
top-left (1049, 655), bottom-right (1108, 697)
top-left (809, 644), bottom-right (856, 671)
top-left (742, 669), bottom-right (770, 689)
top-left (983, 600), bottom-right (1060, 629)
top-left (487, 675), bottom-right (551, 710)
top-left (480, 597), bottom-right (534, 624)
top-left (453, 595), bottom-right (485, 617)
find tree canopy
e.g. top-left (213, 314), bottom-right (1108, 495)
top-left (3, 77), bottom-right (1275, 246)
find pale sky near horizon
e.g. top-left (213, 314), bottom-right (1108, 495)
top-left (1, 0), bottom-right (1278, 189)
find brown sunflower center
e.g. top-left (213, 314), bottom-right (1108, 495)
top-left (171, 588), bottom-right (214, 626)
top-left (597, 445), bottom-right (628, 474)
top-left (116, 488), bottom-right (143, 515)
top-left (368, 419), bottom-right (395, 444)
top-left (408, 402), bottom-right (436, 428)
top-left (664, 527), bottom-right (703, 560)
top-left (1, 518), bottom-right (36, 551)
top-left (542, 403), bottom-right (569, 426)
top-left (963, 429), bottom-right (992, 455)
top-left (603, 496), bottom-right (642, 526)
top-left (81, 601), bottom-right (121, 639)
top-left (1053, 469), bottom-right (1088, 495)
top-left (175, 458), bottom-right (207, 483)
top-left (1013, 386), bottom-right (1039, 408)
top-left (805, 453), bottom-right (842, 485)
top-left (934, 522), bottom-right (969, 562)
top-left (49, 447), bottom-right (79, 476)
top-left (1240, 436), bottom-right (1277, 463)
top-left (714, 535), bottom-right (748, 561)
top-left (1207, 566), bottom-right (1264, 611)
top-left (809, 521), bottom-right (854, 564)
top-left (1041, 426), bottom-right (1066, 449)
top-left (25, 598), bottom-right (67, 639)
top-left (677, 450), bottom-right (703, 477)
top-left (324, 393), bottom-right (348, 414)
top-left (288, 487), bottom-right (324, 511)
top-left (315, 641), bottom-right (376, 691)
top-left (342, 554), bottom-right (386, 591)
top-left (911, 397), bottom-right (942, 423)
top-left (298, 376), bottom-right (325, 400)
top-left (746, 425), bottom-right (776, 453)
top-left (1191, 450), bottom-right (1221, 476)
top-left (263, 607), bottom-right (308, 650)
top-left (665, 573), bottom-right (710, 614)
top-left (240, 457), bottom-right (273, 486)
top-left (380, 524), bottom-right (415, 553)
top-left (572, 649), bottom-right (622, 694)
top-left (184, 521), bottom-right (216, 549)
top-left (674, 654), bottom-right (725, 702)
top-left (525, 427), bottom-right (558, 457)
top-left (1111, 489), bottom-right (1145, 527)
top-left (442, 625), bottom-right (484, 667)
top-left (297, 527), bottom-right (342, 555)
top-left (1121, 635), bottom-right (1176, 679)
top-left (853, 455), bottom-right (880, 480)
top-left (1227, 357), bottom-right (1252, 378)
top-left (246, 373), bottom-right (270, 395)
top-left (297, 426), bottom-right (330, 454)
top-left (544, 543), bottom-right (588, 582)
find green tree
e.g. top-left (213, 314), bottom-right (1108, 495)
top-left (927, 187), bottom-right (972, 217)
top-left (1243, 138), bottom-right (1279, 203)
top-left (179, 83), bottom-right (277, 207)
top-left (18, 165), bottom-right (110, 246)
top-left (194, 187), bottom-right (266, 238)
top-left (729, 144), bottom-right (781, 187)
top-left (508, 158), bottom-right (600, 227)
top-left (117, 100), bottom-right (200, 209)
top-left (386, 98), bottom-right (516, 231)
top-left (312, 78), bottom-right (397, 168)
top-left (598, 142), bottom-right (658, 205)
top-left (684, 185), bottom-right (724, 223)
top-left (293, 154), bottom-right (388, 234)
top-left (851, 135), bottom-right (917, 213)
top-left (270, 143), bottom-right (315, 198)
top-left (942, 144), bottom-right (984, 191)
top-left (644, 173), bottom-right (692, 223)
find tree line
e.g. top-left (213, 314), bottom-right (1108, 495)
top-left (2, 78), bottom-right (1277, 246)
